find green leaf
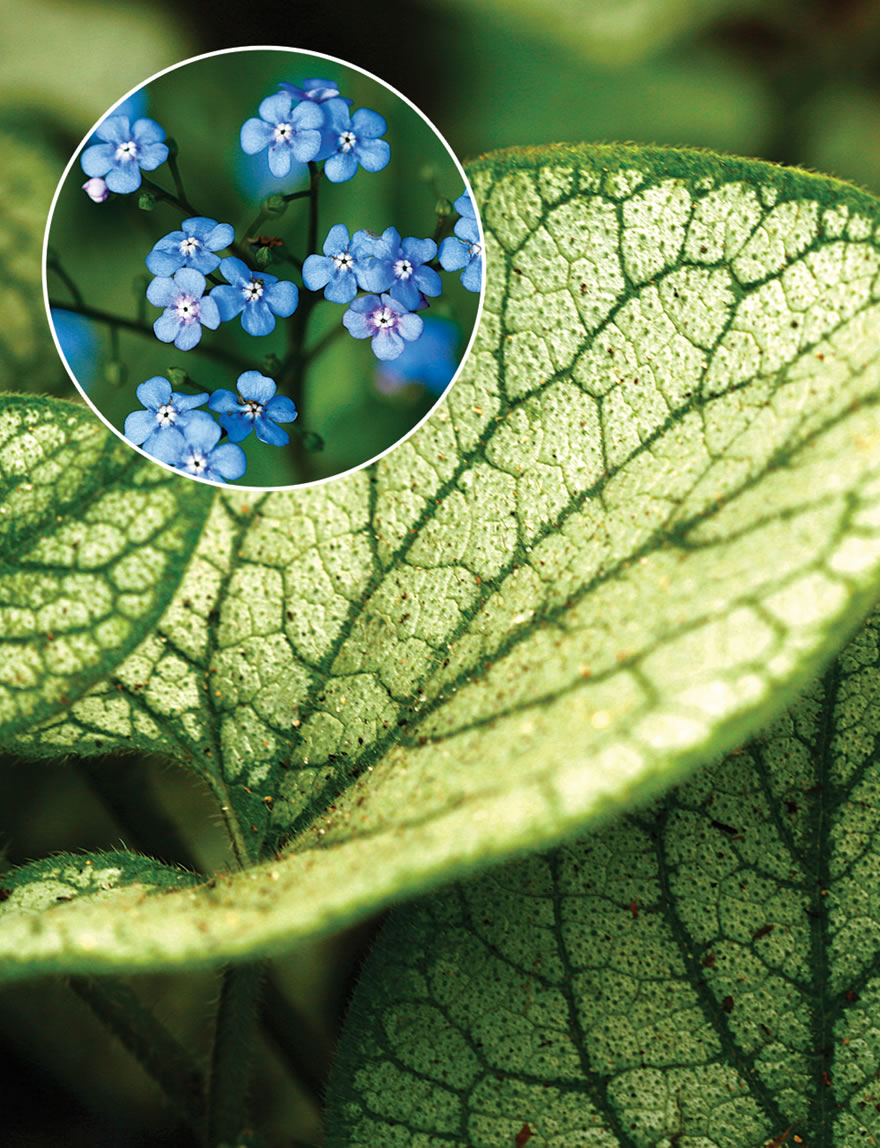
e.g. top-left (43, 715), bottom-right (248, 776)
top-left (4, 143), bottom-right (880, 978)
top-left (0, 395), bottom-right (213, 738)
top-left (2, 850), bottom-right (199, 912)
top-left (324, 603), bottom-right (880, 1147)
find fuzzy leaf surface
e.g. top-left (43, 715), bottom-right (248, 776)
top-left (0, 395), bottom-right (213, 738)
top-left (4, 144), bottom-right (880, 978)
top-left (325, 603), bottom-right (880, 1146)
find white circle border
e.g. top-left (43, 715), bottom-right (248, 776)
top-left (41, 44), bottom-right (487, 492)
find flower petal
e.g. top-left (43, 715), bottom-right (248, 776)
top-left (173, 267), bottom-right (207, 297)
top-left (105, 164), bottom-right (142, 194)
top-left (80, 142), bottom-right (115, 177)
top-left (258, 92), bottom-right (293, 124)
top-left (461, 257), bottom-right (482, 293)
top-left (219, 257), bottom-right (250, 287)
top-left (207, 388), bottom-right (240, 414)
top-left (240, 118), bottom-right (275, 154)
top-left (123, 409), bottom-right (157, 445)
top-left (264, 280), bottom-right (298, 318)
top-left (136, 376), bottom-right (172, 408)
top-left (268, 144), bottom-right (293, 178)
top-left (96, 116), bottom-right (130, 144)
top-left (198, 296), bottom-right (222, 330)
top-left (290, 129), bottom-right (321, 164)
top-left (146, 248), bottom-right (184, 277)
top-left (144, 427), bottom-right (185, 464)
top-left (241, 301), bottom-right (276, 336)
top-left (371, 329), bottom-right (405, 360)
top-left (351, 107), bottom-right (387, 138)
top-left (323, 224), bottom-right (351, 255)
top-left (254, 417), bottom-right (289, 446)
top-left (236, 372), bottom-right (277, 404)
top-left (173, 391), bottom-right (210, 411)
top-left (302, 254), bottom-right (332, 291)
top-left (137, 142), bottom-right (170, 172)
top-left (216, 412), bottom-right (252, 443)
top-left (174, 322), bottom-right (203, 351)
top-left (182, 411), bottom-right (221, 451)
top-left (204, 222), bottom-right (235, 250)
top-left (264, 394), bottom-right (297, 423)
top-left (342, 308), bottom-right (372, 339)
top-left (291, 100), bottom-right (324, 130)
top-left (208, 443), bottom-right (247, 482)
top-left (397, 312), bottom-right (424, 342)
top-left (354, 139), bottom-right (390, 174)
top-left (132, 117), bottom-right (166, 145)
top-left (210, 285), bottom-right (244, 322)
top-left (439, 236), bottom-right (468, 272)
top-left (324, 152), bottom-right (357, 183)
top-left (153, 312), bottom-right (181, 343)
top-left (401, 236), bottom-right (437, 265)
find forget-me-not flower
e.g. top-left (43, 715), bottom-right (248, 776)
top-left (208, 371), bottom-right (297, 446)
top-left (356, 227), bottom-right (442, 311)
top-left (146, 217), bottom-right (235, 277)
top-left (240, 93), bottom-right (323, 178)
top-left (148, 411), bottom-right (247, 484)
top-left (80, 115), bottom-right (169, 194)
top-left (321, 99), bottom-right (390, 183)
top-left (210, 257), bottom-right (298, 336)
top-left (439, 191), bottom-right (483, 293)
top-left (147, 267), bottom-right (221, 351)
top-left (123, 376), bottom-right (209, 453)
top-left (302, 224), bottom-right (374, 303)
top-left (342, 293), bottom-right (423, 361)
top-left (277, 78), bottom-right (351, 106)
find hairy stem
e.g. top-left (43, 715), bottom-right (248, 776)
top-left (70, 976), bottom-right (205, 1129)
top-left (206, 963), bottom-right (266, 1148)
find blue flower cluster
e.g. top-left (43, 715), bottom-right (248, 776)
top-left (143, 217), bottom-right (299, 350)
top-left (124, 371), bottom-right (296, 484)
top-left (300, 192), bottom-right (482, 362)
top-left (241, 78), bottom-right (389, 183)
top-left (74, 76), bottom-right (486, 485)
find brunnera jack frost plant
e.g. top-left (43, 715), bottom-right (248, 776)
top-left (47, 58), bottom-right (481, 488)
top-left (9, 140), bottom-right (880, 1144)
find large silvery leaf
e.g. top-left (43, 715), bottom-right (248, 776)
top-left (0, 395), bottom-right (212, 737)
top-left (4, 144), bottom-right (880, 977)
top-left (324, 606), bottom-right (880, 1147)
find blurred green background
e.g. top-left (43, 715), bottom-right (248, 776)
top-left (3, 0), bottom-right (880, 1142)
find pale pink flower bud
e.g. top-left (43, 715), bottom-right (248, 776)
top-left (82, 176), bottom-right (109, 203)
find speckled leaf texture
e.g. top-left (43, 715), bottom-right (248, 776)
top-left (325, 602), bottom-right (880, 1147)
top-left (3, 144), bottom-right (880, 979)
top-left (0, 395), bottom-right (212, 737)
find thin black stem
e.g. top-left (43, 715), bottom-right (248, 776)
top-left (71, 976), bottom-right (205, 1130)
top-left (283, 188), bottom-right (312, 203)
top-left (206, 963), bottom-right (266, 1148)
top-left (166, 146), bottom-right (191, 211)
top-left (46, 256), bottom-right (84, 308)
top-left (141, 174), bottom-right (197, 216)
top-left (47, 296), bottom-right (253, 373)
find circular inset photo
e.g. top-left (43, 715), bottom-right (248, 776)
top-left (44, 47), bottom-right (484, 488)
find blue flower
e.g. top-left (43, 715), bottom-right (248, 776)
top-left (146, 217), bottom-right (235, 277)
top-left (302, 224), bottom-right (374, 303)
top-left (277, 78), bottom-right (351, 106)
top-left (146, 267), bottom-right (222, 351)
top-left (375, 317), bottom-right (459, 396)
top-left (439, 191), bottom-right (483, 293)
top-left (208, 371), bottom-right (297, 446)
top-left (210, 258), bottom-right (298, 336)
top-left (148, 411), bottom-right (247, 484)
top-left (240, 93), bottom-right (323, 178)
top-left (80, 115), bottom-right (169, 194)
top-left (355, 228), bottom-right (442, 311)
top-left (321, 99), bottom-right (390, 183)
top-left (342, 293), bottom-right (424, 361)
top-left (123, 376), bottom-right (209, 452)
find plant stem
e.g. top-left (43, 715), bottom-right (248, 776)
top-left (70, 976), bottom-right (205, 1129)
top-left (47, 296), bottom-right (253, 373)
top-left (141, 174), bottom-right (198, 216)
top-left (206, 963), bottom-right (266, 1148)
top-left (45, 251), bottom-right (84, 308)
top-left (259, 971), bottom-right (335, 1107)
top-left (166, 146), bottom-right (192, 211)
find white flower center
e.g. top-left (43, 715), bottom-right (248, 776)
top-left (240, 398), bottom-right (264, 420)
top-left (184, 451), bottom-right (207, 475)
top-left (243, 279), bottom-right (264, 302)
top-left (115, 139), bottom-right (138, 162)
top-left (371, 306), bottom-right (397, 331)
top-left (274, 122), bottom-right (293, 142)
top-left (180, 237), bottom-right (201, 257)
top-left (332, 251), bottom-right (354, 271)
top-left (156, 403), bottom-right (176, 427)
top-left (338, 130), bottom-right (357, 153)
top-left (470, 242), bottom-right (482, 257)
top-left (393, 258), bottom-right (414, 281)
top-left (174, 294), bottom-right (200, 323)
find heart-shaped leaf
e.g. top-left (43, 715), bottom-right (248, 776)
top-left (324, 602), bottom-right (880, 1147)
top-left (3, 144), bottom-right (880, 979)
